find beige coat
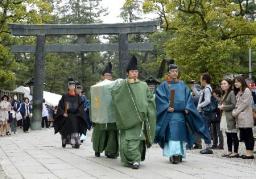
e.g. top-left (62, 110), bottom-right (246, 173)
top-left (222, 91), bottom-right (236, 130)
top-left (232, 88), bottom-right (254, 128)
top-left (0, 101), bottom-right (11, 121)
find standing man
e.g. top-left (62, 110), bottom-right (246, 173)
top-left (111, 56), bottom-right (156, 169)
top-left (155, 62), bottom-right (212, 164)
top-left (91, 62), bottom-right (119, 158)
top-left (197, 73), bottom-right (214, 154)
top-left (54, 78), bottom-right (88, 149)
top-left (41, 99), bottom-right (49, 128)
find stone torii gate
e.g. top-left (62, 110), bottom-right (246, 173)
top-left (9, 21), bottom-right (159, 130)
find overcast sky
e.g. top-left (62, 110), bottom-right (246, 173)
top-left (100, 0), bottom-right (125, 23)
top-left (100, 0), bottom-right (157, 23)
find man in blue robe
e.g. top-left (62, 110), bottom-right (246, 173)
top-left (155, 62), bottom-right (211, 164)
top-left (75, 81), bottom-right (91, 142)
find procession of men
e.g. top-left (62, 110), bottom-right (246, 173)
top-left (52, 55), bottom-right (215, 169)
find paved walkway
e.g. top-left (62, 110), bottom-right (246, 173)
top-left (0, 129), bottom-right (255, 179)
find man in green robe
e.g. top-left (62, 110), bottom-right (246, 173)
top-left (91, 62), bottom-right (119, 158)
top-left (111, 56), bottom-right (156, 169)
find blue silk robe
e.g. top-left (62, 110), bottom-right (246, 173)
top-left (155, 81), bottom-right (211, 156)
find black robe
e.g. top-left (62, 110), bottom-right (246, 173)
top-left (54, 94), bottom-right (88, 137)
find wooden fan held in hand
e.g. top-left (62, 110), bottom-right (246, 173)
top-left (168, 89), bottom-right (175, 112)
top-left (63, 102), bottom-right (69, 118)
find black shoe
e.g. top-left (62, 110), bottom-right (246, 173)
top-left (241, 155), bottom-right (254, 159)
top-left (131, 162), bottom-right (140, 169)
top-left (221, 153), bottom-right (231, 157)
top-left (228, 154), bottom-right (240, 158)
top-left (106, 153), bottom-right (117, 159)
top-left (6, 132), bottom-right (11, 136)
top-left (62, 142), bottom-right (66, 148)
top-left (193, 144), bottom-right (202, 149)
top-left (200, 148), bottom-right (213, 154)
top-left (95, 152), bottom-right (100, 157)
top-left (169, 156), bottom-right (180, 164)
top-left (73, 144), bottom-right (80, 149)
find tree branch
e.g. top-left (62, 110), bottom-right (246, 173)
top-left (178, 7), bottom-right (208, 31)
top-left (13, 0), bottom-right (23, 5)
top-left (160, 3), bottom-right (170, 31)
top-left (237, 0), bottom-right (245, 16)
top-left (229, 33), bottom-right (256, 39)
top-left (0, 30), bottom-right (11, 35)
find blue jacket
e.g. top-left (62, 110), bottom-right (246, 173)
top-left (11, 100), bottom-right (20, 112)
top-left (18, 102), bottom-right (32, 118)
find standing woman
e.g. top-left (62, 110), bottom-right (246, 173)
top-left (219, 79), bottom-right (238, 158)
top-left (19, 97), bottom-right (32, 132)
top-left (11, 95), bottom-right (20, 134)
top-left (232, 76), bottom-right (255, 159)
top-left (0, 95), bottom-right (11, 136)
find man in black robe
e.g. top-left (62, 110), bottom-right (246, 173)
top-left (54, 78), bottom-right (88, 149)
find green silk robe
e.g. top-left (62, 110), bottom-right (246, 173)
top-left (111, 79), bottom-right (156, 164)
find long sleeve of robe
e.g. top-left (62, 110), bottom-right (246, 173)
top-left (155, 81), bottom-right (211, 148)
top-left (54, 94), bottom-right (88, 136)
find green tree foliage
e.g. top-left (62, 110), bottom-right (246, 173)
top-left (120, 0), bottom-right (158, 80)
top-left (0, 0), bottom-right (52, 90)
top-left (40, 0), bottom-right (108, 94)
top-left (53, 0), bottom-right (107, 23)
top-left (7, 0), bottom-right (108, 95)
top-left (143, 0), bottom-right (256, 83)
top-left (120, 0), bottom-right (142, 22)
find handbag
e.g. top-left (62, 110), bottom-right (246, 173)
top-left (16, 112), bottom-right (23, 121)
top-left (201, 87), bottom-right (218, 113)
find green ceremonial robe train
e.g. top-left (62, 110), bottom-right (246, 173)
top-left (111, 79), bottom-right (156, 165)
top-left (91, 80), bottom-right (119, 157)
top-left (92, 123), bottom-right (118, 157)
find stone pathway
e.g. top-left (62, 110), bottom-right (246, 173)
top-left (0, 129), bottom-right (255, 179)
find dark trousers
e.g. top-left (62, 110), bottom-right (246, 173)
top-left (226, 132), bottom-right (239, 153)
top-left (23, 117), bottom-right (30, 132)
top-left (194, 112), bottom-right (212, 146)
top-left (211, 122), bottom-right (223, 147)
top-left (17, 119), bottom-right (22, 128)
top-left (201, 112), bottom-right (212, 133)
top-left (200, 112), bottom-right (212, 145)
top-left (239, 128), bottom-right (255, 151)
top-left (41, 116), bottom-right (49, 128)
top-left (10, 118), bottom-right (17, 133)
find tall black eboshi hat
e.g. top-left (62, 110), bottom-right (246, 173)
top-left (126, 55), bottom-right (138, 72)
